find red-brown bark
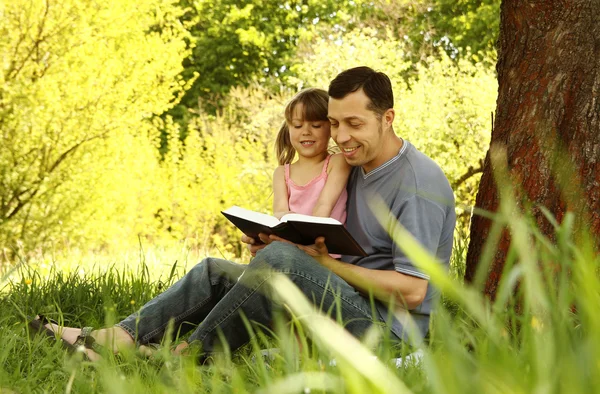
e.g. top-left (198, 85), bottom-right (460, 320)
top-left (465, 1), bottom-right (600, 298)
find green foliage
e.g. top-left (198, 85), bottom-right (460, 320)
top-left (0, 2), bottom-right (498, 258)
top-left (423, 0), bottom-right (500, 57)
top-left (359, 0), bottom-right (500, 61)
top-left (173, 0), bottom-right (500, 112)
top-left (396, 49), bottom-right (497, 214)
top-left (155, 108), bottom-right (275, 256)
top-left (172, 0), bottom-right (366, 115)
top-left (0, 0), bottom-right (190, 254)
top-left (288, 28), bottom-right (412, 90)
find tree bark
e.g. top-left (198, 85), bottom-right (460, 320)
top-left (465, 0), bottom-right (600, 298)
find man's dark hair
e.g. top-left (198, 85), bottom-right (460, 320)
top-left (328, 66), bottom-right (394, 118)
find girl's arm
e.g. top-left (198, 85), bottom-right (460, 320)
top-left (272, 165), bottom-right (291, 219)
top-left (312, 154), bottom-right (351, 217)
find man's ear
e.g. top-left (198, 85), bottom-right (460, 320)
top-left (383, 108), bottom-right (395, 130)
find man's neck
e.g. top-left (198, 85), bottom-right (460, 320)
top-left (362, 133), bottom-right (404, 173)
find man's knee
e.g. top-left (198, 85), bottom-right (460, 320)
top-left (190, 257), bottom-right (244, 282)
top-left (252, 241), bottom-right (309, 272)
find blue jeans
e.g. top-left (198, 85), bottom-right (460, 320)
top-left (117, 242), bottom-right (394, 353)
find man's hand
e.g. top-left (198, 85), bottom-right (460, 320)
top-left (294, 236), bottom-right (329, 259)
top-left (242, 233), bottom-right (273, 256)
top-left (268, 235), bottom-right (329, 261)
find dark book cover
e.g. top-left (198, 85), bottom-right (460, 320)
top-left (221, 208), bottom-right (367, 256)
top-left (284, 220), bottom-right (366, 256)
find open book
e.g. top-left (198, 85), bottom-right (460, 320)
top-left (221, 206), bottom-right (367, 256)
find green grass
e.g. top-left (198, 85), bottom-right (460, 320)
top-left (1, 204), bottom-right (599, 393)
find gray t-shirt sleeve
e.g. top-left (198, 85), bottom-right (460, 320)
top-left (391, 195), bottom-right (447, 280)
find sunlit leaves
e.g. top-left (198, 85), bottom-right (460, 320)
top-left (397, 49), bottom-right (497, 212)
top-left (174, 0), bottom-right (367, 112)
top-left (0, 0), bottom-right (189, 253)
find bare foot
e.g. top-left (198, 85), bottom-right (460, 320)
top-left (39, 317), bottom-right (134, 361)
top-left (138, 341), bottom-right (190, 358)
top-left (173, 341), bottom-right (190, 356)
top-left (138, 344), bottom-right (158, 358)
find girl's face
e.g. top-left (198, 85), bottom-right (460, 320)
top-left (287, 103), bottom-right (331, 160)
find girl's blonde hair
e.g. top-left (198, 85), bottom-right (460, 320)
top-left (275, 88), bottom-right (329, 165)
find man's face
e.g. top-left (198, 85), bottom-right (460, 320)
top-left (328, 89), bottom-right (391, 172)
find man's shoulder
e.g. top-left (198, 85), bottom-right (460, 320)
top-left (404, 144), bottom-right (452, 191)
top-left (347, 141), bottom-right (453, 197)
top-left (363, 142), bottom-right (445, 187)
top-left (376, 142), bottom-right (454, 209)
top-left (404, 143), bottom-right (443, 173)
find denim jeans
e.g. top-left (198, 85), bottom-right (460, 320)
top-left (116, 242), bottom-right (394, 353)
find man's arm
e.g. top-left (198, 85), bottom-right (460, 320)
top-left (286, 237), bottom-right (428, 309)
top-left (320, 254), bottom-right (427, 309)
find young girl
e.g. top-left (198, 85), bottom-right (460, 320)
top-left (272, 88), bottom-right (351, 227)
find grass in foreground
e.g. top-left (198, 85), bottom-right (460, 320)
top-left (0, 202), bottom-right (599, 393)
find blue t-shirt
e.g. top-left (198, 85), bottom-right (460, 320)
top-left (341, 140), bottom-right (456, 342)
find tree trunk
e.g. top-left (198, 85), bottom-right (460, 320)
top-left (465, 0), bottom-right (600, 298)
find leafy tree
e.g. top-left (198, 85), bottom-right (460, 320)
top-left (361, 0), bottom-right (500, 61)
top-left (170, 0), bottom-right (368, 119)
top-left (288, 28), bottom-right (412, 90)
top-left (418, 0), bottom-right (500, 57)
top-left (0, 0), bottom-right (189, 256)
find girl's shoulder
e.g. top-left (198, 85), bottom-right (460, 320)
top-left (273, 164), bottom-right (286, 178)
top-left (327, 153), bottom-right (350, 173)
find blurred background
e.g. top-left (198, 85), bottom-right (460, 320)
top-left (0, 0), bottom-right (499, 266)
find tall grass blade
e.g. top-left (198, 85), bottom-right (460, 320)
top-left (269, 274), bottom-right (412, 394)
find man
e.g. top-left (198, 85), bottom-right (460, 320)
top-left (33, 67), bottom-right (455, 360)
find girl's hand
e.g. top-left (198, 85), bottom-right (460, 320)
top-left (242, 234), bottom-right (269, 256)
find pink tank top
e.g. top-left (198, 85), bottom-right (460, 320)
top-left (284, 155), bottom-right (347, 224)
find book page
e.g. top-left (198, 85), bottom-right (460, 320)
top-left (222, 206), bottom-right (281, 228)
top-left (280, 213), bottom-right (341, 225)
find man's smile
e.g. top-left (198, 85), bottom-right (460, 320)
top-left (341, 146), bottom-right (360, 157)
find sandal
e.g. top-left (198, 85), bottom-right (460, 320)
top-left (27, 316), bottom-right (106, 360)
top-left (27, 315), bottom-right (77, 353)
top-left (73, 326), bottom-right (108, 357)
